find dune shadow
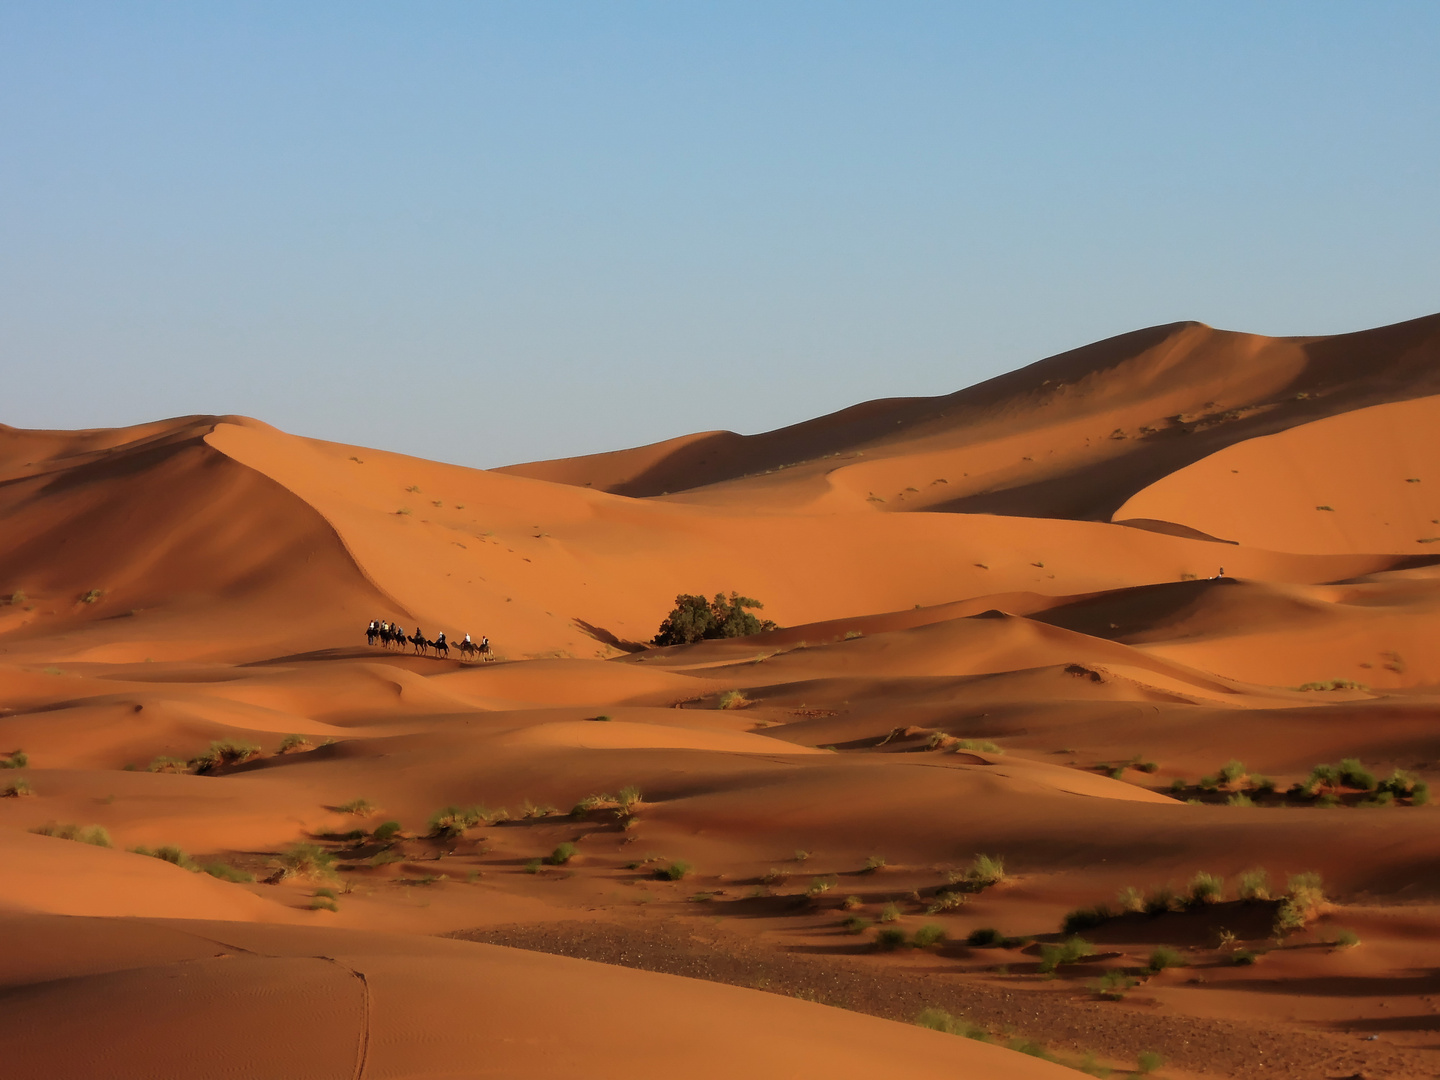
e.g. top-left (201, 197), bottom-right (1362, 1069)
top-left (573, 619), bottom-right (647, 654)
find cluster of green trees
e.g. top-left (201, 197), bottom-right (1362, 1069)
top-left (652, 591), bottom-right (778, 646)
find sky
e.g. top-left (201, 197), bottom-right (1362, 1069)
top-left (2, 2), bottom-right (1437, 468)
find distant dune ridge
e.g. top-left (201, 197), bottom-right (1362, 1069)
top-left (2, 312), bottom-right (1440, 1079)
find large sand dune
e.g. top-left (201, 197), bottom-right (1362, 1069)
top-left (3, 312), bottom-right (1440, 1078)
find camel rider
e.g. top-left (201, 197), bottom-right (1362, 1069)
top-left (481, 636), bottom-right (489, 650)
top-left (463, 632), bottom-right (472, 646)
top-left (436, 632), bottom-right (447, 646)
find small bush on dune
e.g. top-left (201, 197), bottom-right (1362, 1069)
top-left (373, 820), bottom-right (402, 842)
top-left (878, 902), bottom-right (901, 923)
top-left (1, 776), bottom-right (32, 797)
top-left (1116, 886), bottom-right (1144, 913)
top-left (952, 739), bottom-right (1003, 754)
top-left (874, 926), bottom-right (908, 951)
top-left (843, 915), bottom-right (872, 934)
top-left (926, 891), bottom-right (967, 914)
top-left (1037, 936), bottom-right (1093, 973)
top-left (148, 756), bottom-right (189, 774)
top-left (1, 750), bottom-right (28, 769)
top-left (131, 845), bottom-right (198, 871)
top-left (1274, 872), bottom-right (1325, 935)
top-left (1143, 887), bottom-right (1177, 915)
top-left (1147, 945), bottom-right (1186, 972)
top-left (841, 894), bottom-right (863, 910)
top-left (1136, 1050), bottom-right (1164, 1075)
top-left (656, 860), bottom-right (691, 881)
top-left (202, 862), bottom-right (254, 883)
top-left (1093, 969), bottom-right (1135, 1001)
top-left (1218, 759), bottom-right (1247, 786)
top-left (717, 690), bottom-right (750, 710)
top-left (614, 785), bottom-right (643, 815)
top-left (1231, 948), bottom-right (1257, 965)
top-left (1237, 868), bottom-right (1271, 901)
top-left (912, 923), bottom-right (947, 948)
top-left (1226, 792), bottom-right (1254, 807)
top-left (1188, 872), bottom-right (1223, 906)
top-left (310, 892), bottom-right (340, 912)
top-left (967, 927), bottom-right (1003, 947)
top-left (277, 734), bottom-right (310, 753)
top-left (1414, 781), bottom-right (1432, 806)
top-left (547, 842), bottom-right (578, 865)
top-left (1332, 928), bottom-right (1360, 948)
top-left (338, 798), bottom-right (376, 816)
top-left (32, 822), bottom-right (112, 847)
top-left (965, 854), bottom-right (1006, 888)
top-left (270, 843), bottom-right (337, 882)
top-left (428, 805), bottom-right (500, 837)
top-left (191, 739), bottom-right (261, 773)
top-left (1337, 758), bottom-right (1375, 791)
top-left (652, 591), bottom-right (779, 646)
top-left (861, 854), bottom-right (886, 874)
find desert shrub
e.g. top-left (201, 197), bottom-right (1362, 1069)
top-left (1168, 778), bottom-right (1187, 794)
top-left (1414, 782), bottom-right (1431, 805)
top-left (875, 926), bottom-right (907, 951)
top-left (132, 845), bottom-right (198, 871)
top-left (1137, 1050), bottom-right (1164, 1075)
top-left (32, 822), bottom-right (112, 847)
top-left (202, 862), bottom-right (254, 883)
top-left (1, 776), bottom-right (32, 797)
top-left (1315, 792), bottom-right (1340, 808)
top-left (1038, 936), bottom-right (1093, 973)
top-left (861, 854), bottom-right (886, 874)
top-left (967, 927), bottom-right (1003, 947)
top-left (338, 798), bottom-right (376, 816)
top-left (912, 923), bottom-right (946, 948)
top-left (1063, 905), bottom-right (1113, 933)
top-left (373, 820), bottom-right (402, 842)
top-left (953, 739), bottom-right (1003, 754)
top-left (1274, 872), bottom-right (1325, 935)
top-left (805, 876), bottom-right (835, 898)
top-left (652, 592), bottom-right (778, 646)
top-left (271, 843), bottom-right (337, 882)
top-left (841, 894), bottom-right (863, 910)
top-left (80, 588), bottom-right (103, 604)
top-left (1250, 775), bottom-right (1275, 794)
top-left (1236, 868), bottom-right (1271, 901)
top-left (716, 690), bottom-right (751, 710)
top-left (310, 894), bottom-right (340, 912)
top-left (1360, 790), bottom-right (1395, 808)
top-left (1143, 886), bottom-right (1177, 915)
top-left (1298, 679), bottom-right (1365, 691)
top-left (878, 901), bottom-right (901, 923)
top-left (1332, 928), bottom-right (1360, 948)
top-left (1188, 872), bottom-right (1223, 906)
top-left (1226, 792), bottom-right (1254, 807)
top-left (191, 739), bottom-right (261, 773)
top-left (1, 750), bottom-right (28, 769)
top-left (1198, 775), bottom-right (1219, 792)
top-left (1093, 969), bottom-right (1135, 1000)
top-left (915, 1007), bottom-right (989, 1040)
top-left (1337, 758), bottom-right (1375, 791)
top-left (1116, 886), bottom-right (1144, 913)
top-left (1231, 948), bottom-right (1257, 965)
top-left (148, 756), bottom-right (189, 774)
top-left (965, 854), bottom-right (1006, 888)
top-left (657, 860), bottom-right (691, 881)
top-left (523, 858), bottom-right (542, 874)
top-left (843, 915), bottom-right (872, 934)
top-left (1147, 945), bottom-right (1186, 972)
top-left (1218, 759), bottom-right (1247, 786)
top-left (278, 734), bottom-right (309, 753)
top-left (614, 785), bottom-right (642, 815)
top-left (548, 842), bottom-right (578, 865)
top-left (428, 805), bottom-right (495, 837)
top-left (926, 891), bottom-right (967, 914)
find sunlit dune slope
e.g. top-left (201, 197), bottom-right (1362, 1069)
top-left (0, 915), bottom-right (1074, 1080)
top-left (499, 312), bottom-right (1440, 521)
top-left (1115, 395), bottom-right (1440, 554)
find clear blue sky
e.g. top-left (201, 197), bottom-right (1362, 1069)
top-left (3, 2), bottom-right (1437, 467)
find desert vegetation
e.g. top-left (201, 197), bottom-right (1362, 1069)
top-left (652, 591), bottom-right (779, 645)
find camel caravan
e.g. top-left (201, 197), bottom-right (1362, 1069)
top-left (366, 620), bottom-right (492, 661)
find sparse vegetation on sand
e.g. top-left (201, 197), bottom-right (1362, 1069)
top-left (1147, 945), bottom-right (1187, 972)
top-left (652, 591), bottom-right (779, 646)
top-left (147, 756), bottom-right (189, 774)
top-left (191, 739), bottom-right (261, 773)
top-left (960, 853), bottom-right (1006, 889)
top-left (547, 841), bottom-right (578, 865)
top-left (1037, 936), bottom-right (1093, 973)
top-left (1, 750), bottom-right (28, 769)
top-left (202, 861), bottom-right (255, 883)
top-left (130, 844), bottom-right (198, 871)
top-left (915, 1008), bottom-right (990, 1041)
top-left (337, 798), bottom-right (377, 816)
top-left (1, 776), bottom-right (32, 797)
top-left (861, 854), bottom-right (886, 874)
top-left (373, 820), bottom-right (402, 841)
top-left (428, 804), bottom-right (505, 837)
top-left (268, 843), bottom-right (338, 882)
top-left (1274, 871), bottom-right (1325, 936)
top-left (277, 734), bottom-right (310, 753)
top-left (716, 689), bottom-right (750, 710)
top-left (1297, 679), bottom-right (1366, 691)
top-left (656, 860), bottom-right (692, 881)
top-left (31, 822), bottom-right (111, 847)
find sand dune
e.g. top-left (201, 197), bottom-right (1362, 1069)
top-left (5, 312), bottom-right (1440, 1078)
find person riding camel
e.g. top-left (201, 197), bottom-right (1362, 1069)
top-left (463, 632), bottom-right (472, 645)
top-left (436, 632), bottom-right (447, 646)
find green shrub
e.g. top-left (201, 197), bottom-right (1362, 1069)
top-left (861, 854), bottom-right (886, 874)
top-left (31, 822), bottom-right (111, 847)
top-left (841, 894), bottom-right (863, 909)
top-left (1274, 872), bottom-right (1325, 935)
top-left (191, 739), bottom-right (261, 773)
top-left (657, 860), bottom-right (691, 881)
top-left (428, 805), bottom-right (498, 837)
top-left (1147, 945), bottom-right (1186, 972)
top-left (1332, 928), bottom-right (1360, 948)
top-left (1226, 792), bottom-right (1254, 807)
top-left (373, 820), bottom-right (402, 841)
top-left (271, 843), bottom-right (337, 881)
top-left (1037, 936), bottom-right (1093, 973)
top-left (652, 592), bottom-right (778, 645)
top-left (278, 734), bottom-right (309, 753)
top-left (1337, 758), bottom-right (1375, 791)
top-left (912, 923), bottom-right (946, 948)
top-left (1, 776), bottom-right (32, 797)
top-left (1168, 778), bottom-right (1187, 794)
top-left (523, 858), bottom-right (542, 874)
top-left (875, 926), bottom-right (907, 951)
top-left (843, 915), bottom-right (872, 934)
top-left (80, 588), bottom-right (103, 604)
top-left (1231, 948), bottom-right (1256, 965)
top-left (717, 690), bottom-right (750, 710)
top-left (548, 842), bottom-right (578, 865)
top-left (310, 894), bottom-right (339, 912)
top-left (1250, 775), bottom-right (1275, 794)
top-left (1137, 1050), bottom-right (1164, 1075)
top-left (614, 785), bottom-right (642, 815)
top-left (1413, 781), bottom-right (1431, 805)
top-left (965, 854), bottom-right (1006, 888)
top-left (132, 845), bottom-right (198, 871)
top-left (1219, 759), bottom-right (1247, 786)
top-left (953, 739), bottom-right (1003, 754)
top-left (147, 756), bottom-right (189, 774)
top-left (1063, 905), bottom-right (1113, 933)
top-left (1, 750), bottom-right (28, 769)
top-left (805, 876), bottom-right (835, 898)
top-left (1315, 792), bottom-right (1341, 808)
top-left (338, 798), bottom-right (376, 816)
top-left (202, 862), bottom-right (254, 883)
top-left (1188, 872), bottom-right (1223, 906)
top-left (1198, 775), bottom-right (1219, 792)
top-left (878, 901), bottom-right (902, 923)
top-left (1116, 886), bottom-right (1144, 913)
top-left (1360, 790), bottom-right (1395, 807)
top-left (1236, 868), bottom-right (1270, 901)
top-left (1093, 970), bottom-right (1135, 1000)
top-left (925, 891), bottom-right (967, 914)
top-left (967, 927), bottom-right (1002, 947)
